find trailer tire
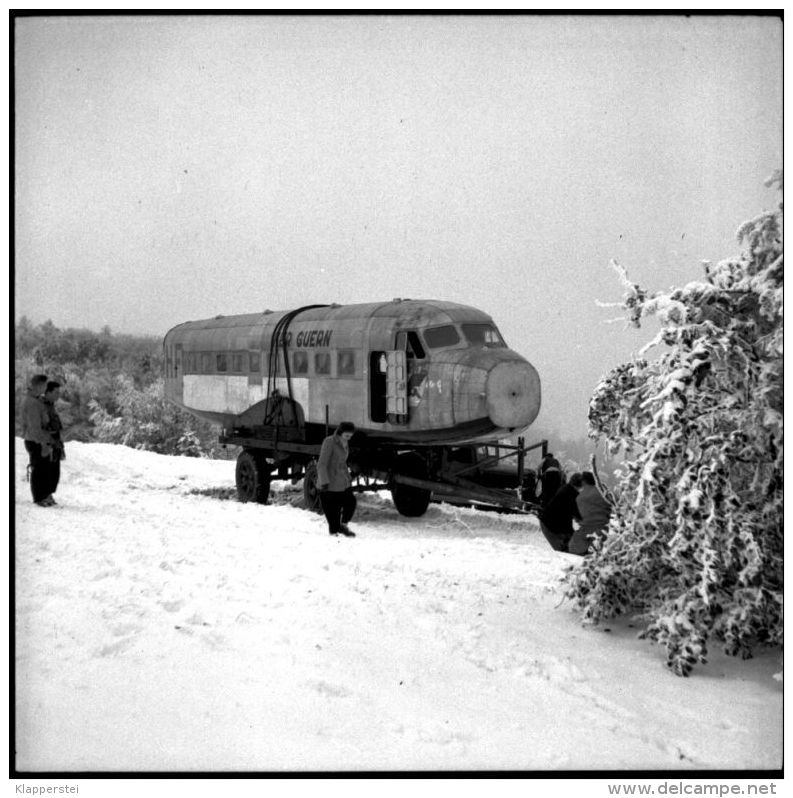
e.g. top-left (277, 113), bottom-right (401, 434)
top-left (236, 450), bottom-right (271, 504)
top-left (302, 461), bottom-right (324, 514)
top-left (391, 452), bottom-right (432, 517)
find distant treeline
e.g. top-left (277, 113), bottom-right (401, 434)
top-left (16, 315), bottom-right (163, 381)
top-left (14, 317), bottom-right (229, 457)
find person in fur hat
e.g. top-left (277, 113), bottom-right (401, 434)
top-left (317, 421), bottom-right (357, 537)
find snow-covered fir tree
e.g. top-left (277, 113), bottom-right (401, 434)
top-left (565, 173), bottom-right (783, 676)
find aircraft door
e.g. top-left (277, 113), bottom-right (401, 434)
top-left (385, 350), bottom-right (408, 423)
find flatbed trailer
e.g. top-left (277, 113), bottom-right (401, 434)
top-left (218, 426), bottom-right (548, 517)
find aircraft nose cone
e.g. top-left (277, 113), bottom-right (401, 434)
top-left (486, 360), bottom-right (541, 430)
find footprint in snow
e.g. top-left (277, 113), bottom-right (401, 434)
top-left (416, 725), bottom-right (475, 747)
top-left (159, 599), bottom-right (186, 613)
top-left (91, 567), bottom-right (122, 581)
top-left (308, 680), bottom-right (352, 698)
top-left (110, 621), bottom-right (141, 637)
top-left (96, 635), bottom-right (136, 657)
top-left (201, 630), bottom-right (229, 651)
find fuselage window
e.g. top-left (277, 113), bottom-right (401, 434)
top-left (293, 351), bottom-right (309, 375)
top-left (185, 353), bottom-right (196, 373)
top-left (338, 350), bottom-right (356, 376)
top-left (249, 352), bottom-right (261, 372)
top-left (216, 353), bottom-right (227, 373)
top-left (462, 323), bottom-right (506, 348)
top-left (423, 325), bottom-right (461, 349)
top-left (201, 353), bottom-right (211, 373)
top-left (315, 352), bottom-right (331, 375)
top-left (232, 353), bottom-right (245, 373)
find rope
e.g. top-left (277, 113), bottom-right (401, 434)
top-left (264, 305), bottom-right (329, 426)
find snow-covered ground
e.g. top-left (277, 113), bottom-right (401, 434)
top-left (14, 439), bottom-right (782, 773)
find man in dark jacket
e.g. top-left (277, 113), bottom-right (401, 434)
top-left (22, 373), bottom-right (54, 506)
top-left (539, 452), bottom-right (563, 506)
top-left (317, 421), bottom-right (357, 537)
top-left (42, 380), bottom-right (65, 504)
top-left (538, 472), bottom-right (583, 552)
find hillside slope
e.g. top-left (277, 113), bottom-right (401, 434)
top-left (13, 440), bottom-right (782, 772)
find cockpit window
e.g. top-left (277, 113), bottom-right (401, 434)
top-left (462, 323), bottom-right (506, 348)
top-left (423, 325), bottom-right (461, 349)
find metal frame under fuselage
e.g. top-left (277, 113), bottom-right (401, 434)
top-left (217, 428), bottom-right (548, 515)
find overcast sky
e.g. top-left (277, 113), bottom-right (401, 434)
top-left (14, 14), bottom-right (782, 438)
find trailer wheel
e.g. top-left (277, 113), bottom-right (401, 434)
top-left (236, 450), bottom-right (271, 504)
top-left (391, 452), bottom-right (432, 517)
top-left (302, 461), bottom-right (324, 514)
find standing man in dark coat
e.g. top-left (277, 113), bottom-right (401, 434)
top-left (317, 421), bottom-right (357, 537)
top-left (538, 472), bottom-right (583, 552)
top-left (42, 380), bottom-right (65, 505)
top-left (22, 373), bottom-right (54, 506)
top-left (539, 452), bottom-right (563, 506)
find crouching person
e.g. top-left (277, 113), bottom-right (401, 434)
top-left (317, 421), bottom-right (357, 537)
top-left (568, 472), bottom-right (612, 556)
